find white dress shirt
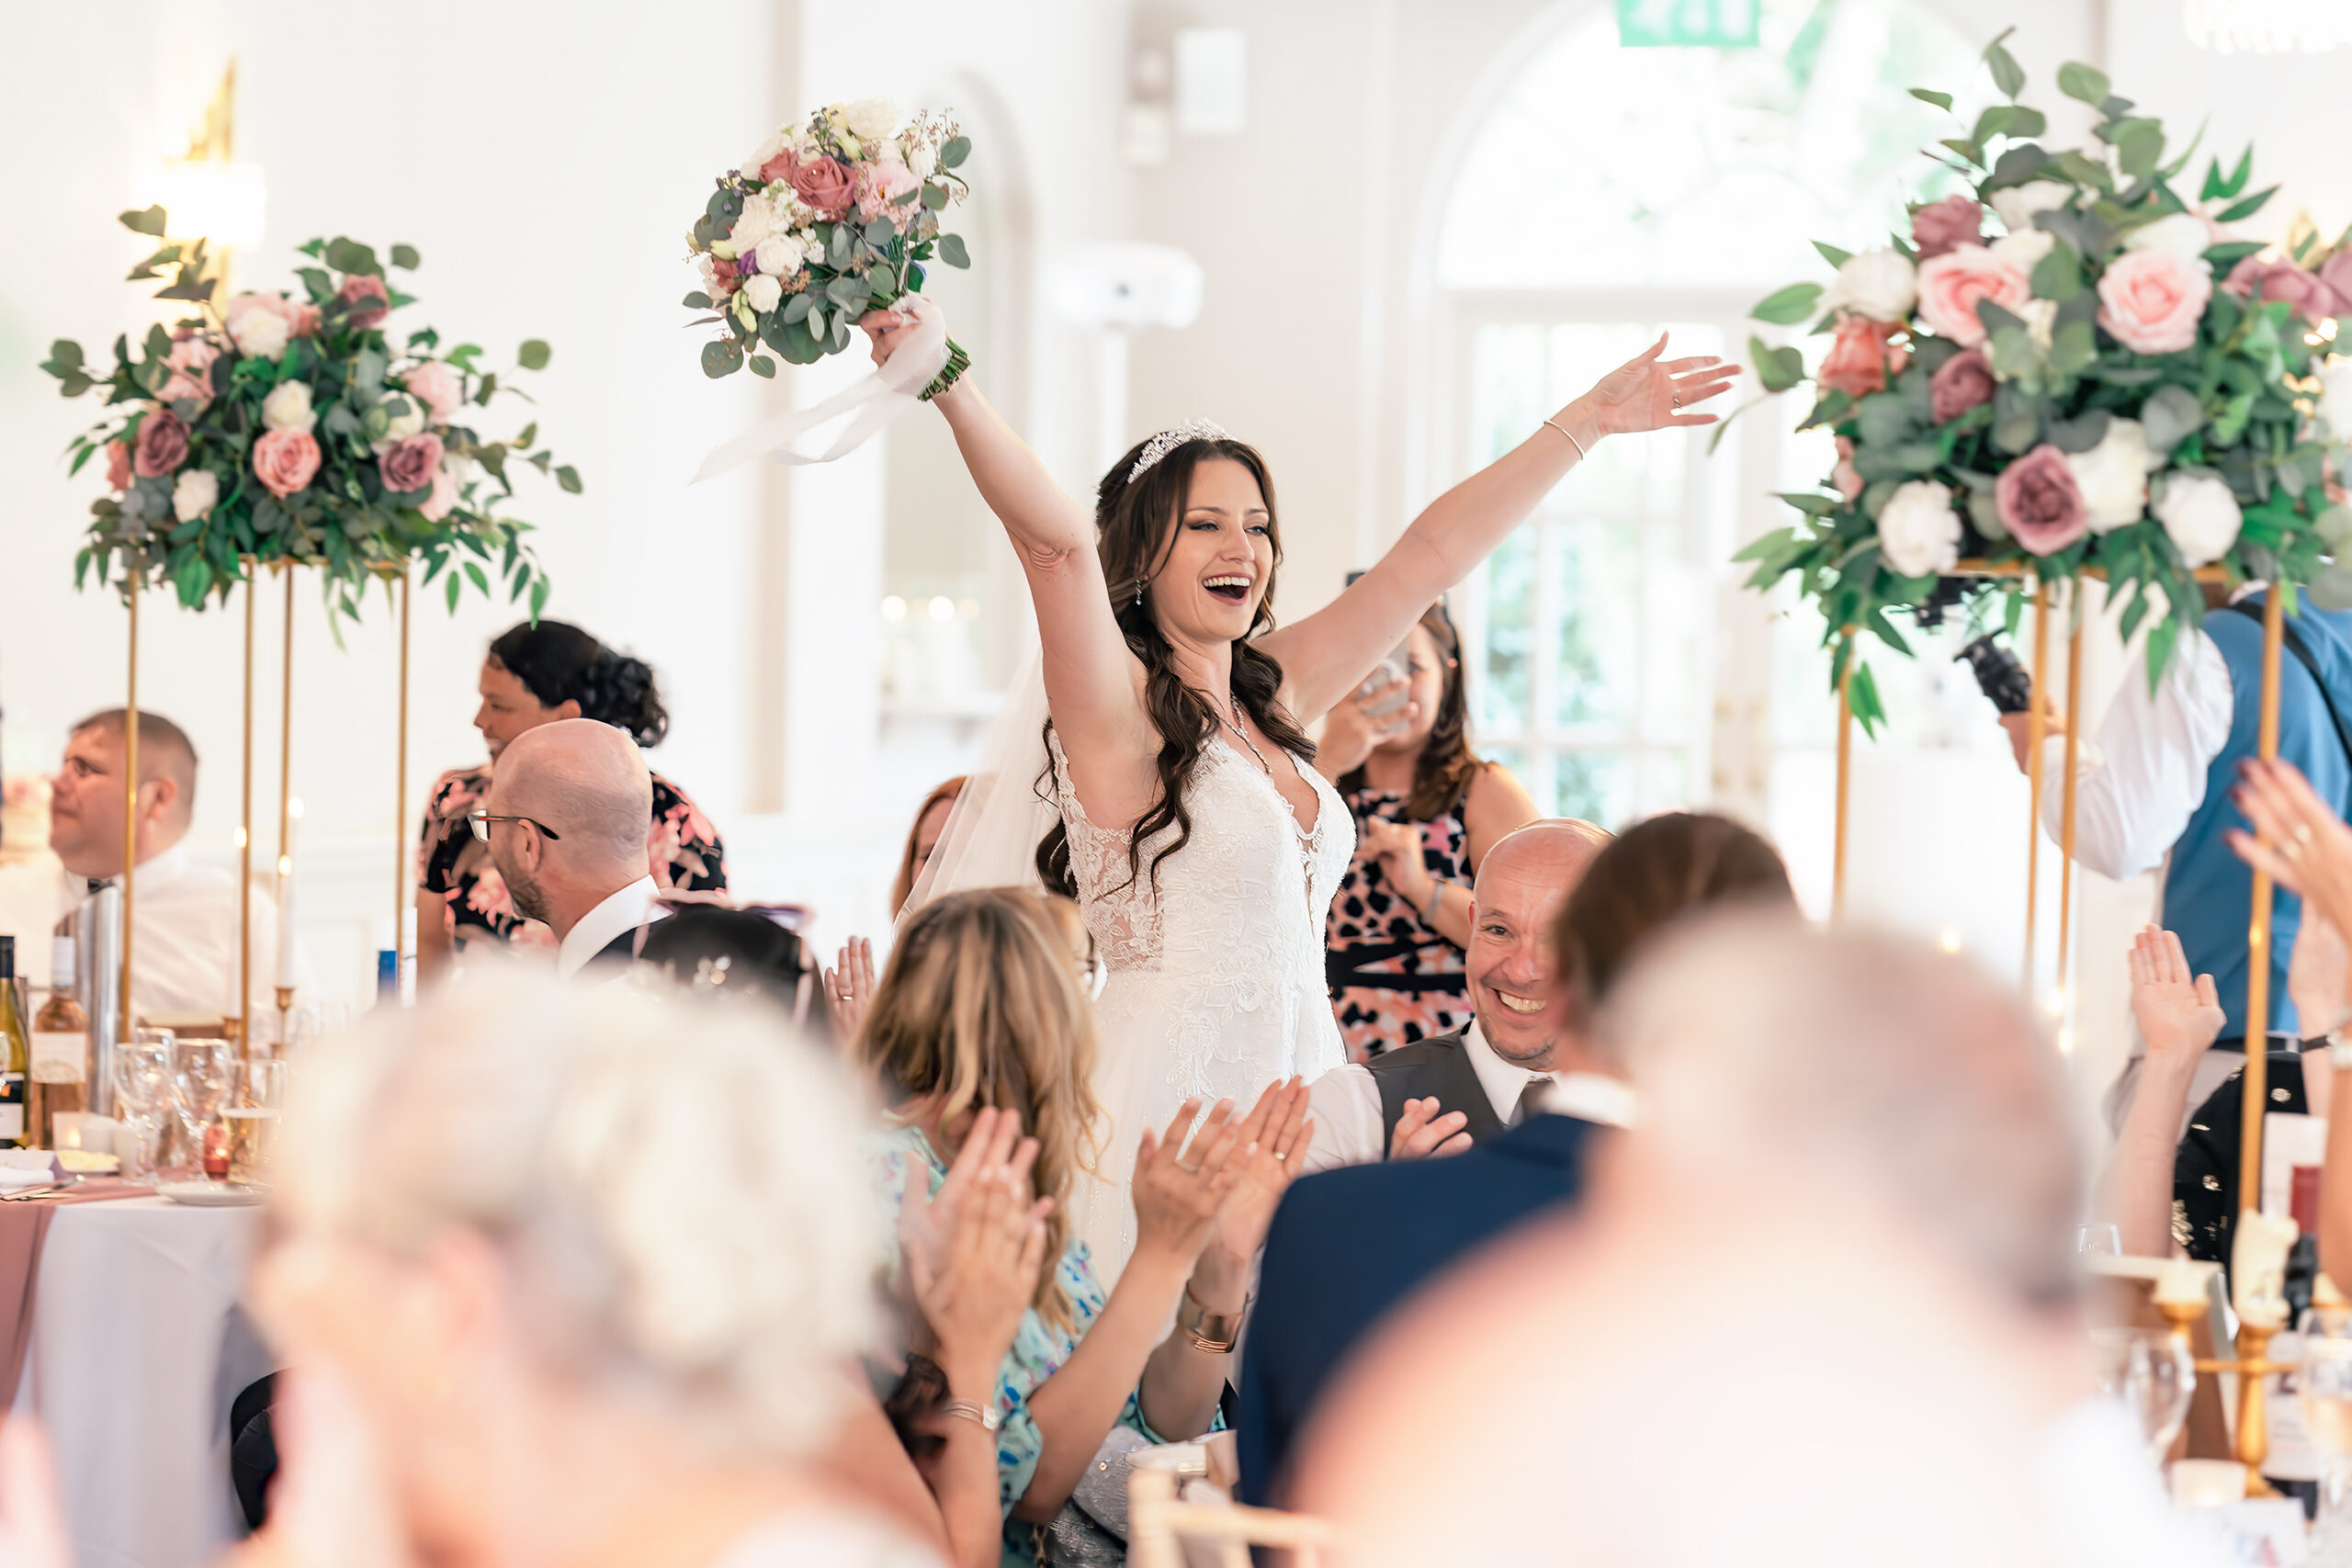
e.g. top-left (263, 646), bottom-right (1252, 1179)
top-left (48, 842), bottom-right (313, 1024)
top-left (1300, 1019), bottom-right (1634, 1175)
top-left (554, 875), bottom-right (664, 979)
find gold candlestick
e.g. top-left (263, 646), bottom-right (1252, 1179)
top-left (2155, 1295), bottom-right (2291, 1496)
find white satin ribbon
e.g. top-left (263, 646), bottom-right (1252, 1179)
top-left (690, 297), bottom-right (950, 482)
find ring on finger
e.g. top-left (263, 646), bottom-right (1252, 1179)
top-left (2297, 823), bottom-right (2316, 846)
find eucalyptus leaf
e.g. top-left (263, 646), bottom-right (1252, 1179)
top-left (2047, 408), bottom-right (2112, 454)
top-left (936, 232), bottom-right (971, 268)
top-left (517, 340), bottom-right (551, 371)
top-left (2056, 62), bottom-right (2110, 106)
top-left (2140, 383), bottom-right (2204, 454)
top-left (939, 135), bottom-right (970, 169)
top-left (119, 205), bottom-right (168, 236)
top-left (1984, 28), bottom-right (2027, 98)
top-left (1911, 87), bottom-right (1954, 110)
top-left (390, 243), bottom-right (421, 270)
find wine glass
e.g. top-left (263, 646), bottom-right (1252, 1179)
top-left (2090, 1326), bottom-right (2196, 1465)
top-left (2077, 1224), bottom-right (2123, 1257)
top-left (169, 1038), bottom-right (232, 1179)
top-left (112, 1030), bottom-right (174, 1179)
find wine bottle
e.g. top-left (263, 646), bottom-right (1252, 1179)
top-left (31, 933), bottom-right (87, 1149)
top-left (0, 938), bottom-right (29, 1147)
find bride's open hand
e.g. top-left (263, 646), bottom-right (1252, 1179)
top-left (1582, 333), bottom-right (1738, 435)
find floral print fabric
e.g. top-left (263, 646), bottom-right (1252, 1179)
top-left (1324, 785), bottom-right (1475, 1062)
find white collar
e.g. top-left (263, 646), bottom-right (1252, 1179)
top-left (68, 840), bottom-right (191, 892)
top-left (1463, 1018), bottom-right (1636, 1128)
top-left (555, 876), bottom-right (663, 979)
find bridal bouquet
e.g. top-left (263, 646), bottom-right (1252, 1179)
top-left (683, 99), bottom-right (970, 387)
top-left (1733, 28), bottom-right (2350, 728)
top-left (40, 209), bottom-right (576, 617)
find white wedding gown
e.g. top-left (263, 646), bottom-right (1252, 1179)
top-left (1047, 728), bottom-right (1354, 1281)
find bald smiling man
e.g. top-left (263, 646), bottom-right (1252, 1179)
top-left (478, 719), bottom-right (662, 978)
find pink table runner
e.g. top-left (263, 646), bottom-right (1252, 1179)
top-left (0, 1180), bottom-right (156, 1393)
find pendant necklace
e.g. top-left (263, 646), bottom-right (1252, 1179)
top-left (1218, 703), bottom-right (1274, 774)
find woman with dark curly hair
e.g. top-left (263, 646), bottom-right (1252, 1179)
top-left (415, 621), bottom-right (727, 979)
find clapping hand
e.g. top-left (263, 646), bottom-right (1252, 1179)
top-left (824, 936), bottom-right (876, 1045)
top-left (2129, 926), bottom-right (2224, 1067)
top-left (899, 1106), bottom-right (1053, 1381)
top-left (2230, 758), bottom-right (2352, 944)
top-left (1130, 1098), bottom-right (1251, 1269)
top-left (1388, 1095), bottom-right (1473, 1160)
top-left (1201, 1078), bottom-right (1316, 1271)
top-left (1581, 335), bottom-right (1738, 435)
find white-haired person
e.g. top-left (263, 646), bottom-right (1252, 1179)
top-left (231, 976), bottom-right (946, 1568)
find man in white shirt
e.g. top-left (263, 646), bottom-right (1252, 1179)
top-left (48, 708), bottom-right (309, 1024)
top-left (1301, 818), bottom-right (1617, 1174)
top-left (479, 720), bottom-right (663, 979)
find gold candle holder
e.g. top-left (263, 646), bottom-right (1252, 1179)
top-left (2156, 1295), bottom-right (2291, 1497)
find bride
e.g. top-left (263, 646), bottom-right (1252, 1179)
top-left (867, 308), bottom-right (1734, 1276)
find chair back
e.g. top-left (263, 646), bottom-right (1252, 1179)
top-left (1126, 1465), bottom-right (1334, 1568)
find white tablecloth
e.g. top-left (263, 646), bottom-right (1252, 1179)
top-left (8, 1198), bottom-right (273, 1568)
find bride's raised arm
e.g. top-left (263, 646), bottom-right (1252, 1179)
top-left (1260, 334), bottom-right (1737, 726)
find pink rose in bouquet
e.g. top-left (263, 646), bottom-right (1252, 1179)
top-left (337, 275), bottom-right (391, 331)
top-left (253, 428), bottom-right (322, 498)
top-left (1910, 195), bottom-right (1984, 260)
top-left (159, 333), bottom-right (219, 408)
top-left (420, 464), bottom-right (460, 523)
top-left (379, 433), bottom-right (444, 495)
top-left (1833, 437), bottom-right (1862, 502)
top-left (2096, 250), bottom-right (2211, 355)
top-left (1996, 445), bottom-right (2087, 555)
top-left (132, 407), bottom-right (188, 478)
top-left (757, 149), bottom-right (797, 185)
top-left (854, 158), bottom-right (921, 227)
top-left (401, 361), bottom-right (464, 424)
top-left (709, 256), bottom-right (741, 299)
top-left (1819, 316), bottom-right (1908, 398)
top-left (1916, 245), bottom-right (2031, 348)
top-left (2223, 254), bottom-right (2343, 324)
top-left (787, 154), bottom-right (856, 219)
top-left (1928, 348), bottom-right (1996, 423)
top-left (104, 439), bottom-right (132, 492)
top-left (2320, 252), bottom-right (2352, 318)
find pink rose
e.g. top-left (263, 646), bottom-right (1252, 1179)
top-left (337, 275), bottom-right (390, 331)
top-left (2223, 254), bottom-right (2344, 324)
top-left (158, 332), bottom-right (219, 409)
top-left (854, 158), bottom-right (921, 227)
top-left (1915, 245), bottom-right (2032, 348)
top-left (2320, 252), bottom-right (2352, 318)
top-left (379, 432), bottom-right (444, 495)
top-left (1818, 316), bottom-right (1907, 399)
top-left (1910, 195), bottom-right (1984, 260)
top-left (132, 407), bottom-right (188, 479)
top-left (2096, 249), bottom-right (2213, 355)
top-left (709, 256), bottom-right (741, 299)
top-left (786, 154), bottom-right (856, 219)
top-left (253, 427), bottom-right (322, 499)
top-left (1996, 445), bottom-right (2088, 556)
top-left (1928, 348), bottom-right (1996, 423)
top-left (104, 440), bottom-right (131, 493)
top-left (757, 152), bottom-right (796, 185)
top-left (420, 464), bottom-right (460, 522)
top-left (1833, 437), bottom-right (1862, 502)
top-left (401, 360), bottom-right (463, 424)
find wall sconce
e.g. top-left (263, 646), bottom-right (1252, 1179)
top-left (145, 61), bottom-right (267, 288)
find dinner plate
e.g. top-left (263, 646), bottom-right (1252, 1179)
top-left (158, 1180), bottom-right (267, 1207)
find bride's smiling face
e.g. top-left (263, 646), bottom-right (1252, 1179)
top-left (1146, 457), bottom-right (1274, 648)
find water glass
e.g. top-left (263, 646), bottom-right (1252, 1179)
top-left (170, 1038), bottom-right (232, 1177)
top-left (2076, 1224), bottom-right (2123, 1257)
top-left (112, 1030), bottom-right (174, 1179)
top-left (2306, 1316), bottom-right (2352, 1547)
top-left (2090, 1325), bottom-right (2196, 1465)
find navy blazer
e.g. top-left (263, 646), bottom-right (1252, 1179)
top-left (1235, 1112), bottom-right (1599, 1506)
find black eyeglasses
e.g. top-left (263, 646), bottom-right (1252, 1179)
top-left (468, 807), bottom-right (561, 844)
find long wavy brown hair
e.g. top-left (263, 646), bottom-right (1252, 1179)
top-left (1035, 435), bottom-right (1316, 899)
top-left (858, 887), bottom-right (1104, 1331)
top-left (1336, 604), bottom-right (1481, 821)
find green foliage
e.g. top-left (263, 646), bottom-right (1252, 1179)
top-left (1750, 283), bottom-right (1823, 324)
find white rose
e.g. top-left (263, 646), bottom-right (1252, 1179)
top-left (753, 234), bottom-right (804, 278)
top-left (741, 273), bottom-right (784, 314)
top-left (1824, 248), bottom-right (1918, 322)
top-left (2126, 211), bottom-right (2216, 262)
top-left (171, 468), bottom-right (219, 523)
top-left (2065, 418), bottom-right (2153, 533)
top-left (1989, 180), bottom-right (2072, 235)
top-left (2155, 472), bottom-right (2244, 568)
top-left (839, 97), bottom-right (902, 142)
top-left (1875, 480), bottom-right (1962, 577)
top-left (1989, 228), bottom-right (2053, 273)
top-left (728, 193), bottom-right (776, 254)
top-left (261, 380), bottom-right (316, 434)
top-left (2321, 356), bottom-right (2352, 440)
top-left (227, 306), bottom-right (289, 361)
top-left (906, 139), bottom-right (938, 180)
top-left (371, 392), bottom-right (425, 455)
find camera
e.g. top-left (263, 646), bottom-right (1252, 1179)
top-left (1956, 635), bottom-right (2033, 716)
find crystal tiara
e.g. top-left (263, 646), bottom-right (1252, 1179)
top-left (1126, 420), bottom-right (1231, 485)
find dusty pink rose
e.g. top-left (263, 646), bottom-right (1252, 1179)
top-left (2223, 254), bottom-right (2344, 324)
top-left (401, 361), bottom-right (463, 424)
top-left (131, 408), bottom-right (188, 478)
top-left (1818, 316), bottom-right (1907, 399)
top-left (158, 332), bottom-right (219, 408)
top-left (420, 464), bottom-right (460, 522)
top-left (786, 154), bottom-right (856, 219)
top-left (337, 275), bottom-right (390, 330)
top-left (854, 158), bottom-right (921, 227)
top-left (709, 256), bottom-right (741, 299)
top-left (379, 432), bottom-right (444, 495)
top-left (1833, 437), bottom-right (1862, 502)
top-left (2320, 253), bottom-right (2352, 318)
top-left (2097, 249), bottom-right (2213, 355)
top-left (1910, 195), bottom-right (1984, 260)
top-left (1996, 445), bottom-right (2088, 556)
top-left (757, 150), bottom-right (796, 185)
top-left (1928, 348), bottom-right (1996, 423)
top-left (253, 427), bottom-right (322, 499)
top-left (1915, 244), bottom-right (2032, 348)
top-left (104, 440), bottom-right (131, 492)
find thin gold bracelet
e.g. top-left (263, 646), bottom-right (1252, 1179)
top-left (1543, 416), bottom-right (1589, 460)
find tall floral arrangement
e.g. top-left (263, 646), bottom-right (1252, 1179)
top-left (40, 209), bottom-right (577, 618)
top-left (683, 98), bottom-right (970, 388)
top-left (1734, 29), bottom-right (2352, 729)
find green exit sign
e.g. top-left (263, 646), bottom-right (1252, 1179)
top-left (1617, 0), bottom-right (1761, 47)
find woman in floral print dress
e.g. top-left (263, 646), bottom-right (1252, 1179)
top-left (414, 620), bottom-right (727, 979)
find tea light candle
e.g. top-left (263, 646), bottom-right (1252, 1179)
top-left (2232, 1209), bottom-right (2299, 1330)
top-left (2155, 1257), bottom-right (2208, 1309)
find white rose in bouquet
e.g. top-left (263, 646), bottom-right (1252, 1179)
top-left (728, 193), bottom-right (777, 254)
top-left (1824, 248), bottom-right (1917, 321)
top-left (226, 301), bottom-right (290, 361)
top-left (1989, 180), bottom-right (2072, 235)
top-left (1990, 229), bottom-right (2054, 272)
top-left (839, 97), bottom-right (902, 142)
top-left (1876, 480), bottom-right (1962, 577)
top-left (171, 468), bottom-right (219, 522)
top-left (2322, 356), bottom-right (2352, 441)
top-left (2065, 418), bottom-right (2153, 532)
top-left (261, 380), bottom-right (317, 434)
top-left (372, 392), bottom-right (425, 455)
top-left (753, 234), bottom-right (806, 278)
top-left (2126, 211), bottom-right (2215, 261)
top-left (741, 273), bottom-right (784, 314)
top-left (2155, 472), bottom-right (2244, 567)
top-left (905, 136), bottom-right (938, 180)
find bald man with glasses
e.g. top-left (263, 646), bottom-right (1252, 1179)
top-left (478, 719), bottom-right (663, 978)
